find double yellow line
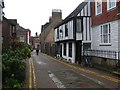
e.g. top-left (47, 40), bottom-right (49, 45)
top-left (42, 53), bottom-right (120, 83)
top-left (29, 58), bottom-right (37, 89)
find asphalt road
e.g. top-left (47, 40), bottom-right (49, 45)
top-left (26, 51), bottom-right (120, 89)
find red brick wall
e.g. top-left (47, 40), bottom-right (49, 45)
top-left (2, 18), bottom-right (11, 45)
top-left (2, 18), bottom-right (18, 47)
top-left (16, 27), bottom-right (28, 43)
top-left (92, 1), bottom-right (120, 26)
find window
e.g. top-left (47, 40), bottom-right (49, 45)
top-left (76, 19), bottom-right (82, 33)
top-left (107, 0), bottom-right (116, 10)
top-left (69, 43), bottom-right (72, 57)
top-left (57, 28), bottom-right (59, 39)
top-left (64, 43), bottom-right (66, 56)
top-left (95, 0), bottom-right (102, 15)
top-left (65, 24), bottom-right (68, 37)
top-left (101, 24), bottom-right (111, 44)
top-left (20, 37), bottom-right (25, 42)
top-left (12, 26), bottom-right (15, 33)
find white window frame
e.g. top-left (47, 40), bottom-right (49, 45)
top-left (107, 0), bottom-right (116, 10)
top-left (20, 36), bottom-right (25, 42)
top-left (100, 24), bottom-right (111, 45)
top-left (95, 0), bottom-right (102, 15)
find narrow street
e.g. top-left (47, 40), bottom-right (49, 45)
top-left (25, 51), bottom-right (120, 89)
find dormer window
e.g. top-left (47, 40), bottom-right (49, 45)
top-left (107, 0), bottom-right (116, 10)
top-left (95, 0), bottom-right (102, 15)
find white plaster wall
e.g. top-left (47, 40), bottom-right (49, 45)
top-left (83, 18), bottom-right (86, 41)
top-left (118, 20), bottom-right (120, 51)
top-left (78, 1), bottom-right (91, 17)
top-left (54, 28), bottom-right (58, 42)
top-left (82, 17), bottom-right (91, 42)
top-left (92, 20), bottom-right (118, 52)
top-left (87, 1), bottom-right (91, 16)
top-left (62, 42), bottom-right (75, 63)
top-left (64, 20), bottom-right (74, 40)
top-left (76, 33), bottom-right (82, 40)
top-left (72, 42), bottom-right (76, 63)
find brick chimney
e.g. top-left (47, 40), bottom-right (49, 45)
top-left (51, 9), bottom-right (62, 22)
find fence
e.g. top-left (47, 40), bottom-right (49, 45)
top-left (83, 50), bottom-right (118, 60)
top-left (118, 52), bottom-right (120, 67)
top-left (83, 50), bottom-right (120, 68)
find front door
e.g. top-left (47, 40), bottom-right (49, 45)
top-left (60, 44), bottom-right (62, 57)
top-left (75, 41), bottom-right (82, 64)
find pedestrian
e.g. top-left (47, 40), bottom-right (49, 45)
top-left (36, 49), bottom-right (39, 55)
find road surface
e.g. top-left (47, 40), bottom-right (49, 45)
top-left (25, 51), bottom-right (120, 89)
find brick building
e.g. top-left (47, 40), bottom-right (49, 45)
top-left (83, 0), bottom-right (120, 68)
top-left (40, 9), bottom-right (62, 56)
top-left (54, 0), bottom-right (91, 63)
top-left (31, 36), bottom-right (40, 49)
top-left (2, 17), bottom-right (17, 47)
top-left (91, 0), bottom-right (120, 54)
top-left (30, 33), bottom-right (40, 49)
top-left (16, 25), bottom-right (31, 45)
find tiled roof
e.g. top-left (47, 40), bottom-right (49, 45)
top-left (9, 19), bottom-right (17, 26)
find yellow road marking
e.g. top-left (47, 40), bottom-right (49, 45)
top-left (29, 58), bottom-right (32, 89)
top-left (42, 53), bottom-right (120, 83)
top-left (29, 58), bottom-right (37, 89)
top-left (31, 59), bottom-right (37, 88)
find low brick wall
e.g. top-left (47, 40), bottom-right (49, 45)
top-left (91, 56), bottom-right (117, 69)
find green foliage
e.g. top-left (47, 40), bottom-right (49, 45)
top-left (117, 69), bottom-right (120, 73)
top-left (4, 78), bottom-right (22, 88)
top-left (2, 42), bottom-right (31, 88)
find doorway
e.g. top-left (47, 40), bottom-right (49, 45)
top-left (75, 41), bottom-right (82, 64)
top-left (60, 44), bottom-right (62, 57)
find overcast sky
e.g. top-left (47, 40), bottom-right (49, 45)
top-left (4, 0), bottom-right (83, 36)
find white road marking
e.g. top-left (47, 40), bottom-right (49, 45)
top-left (48, 71), bottom-right (65, 88)
top-left (79, 73), bottom-right (104, 86)
top-left (37, 61), bottom-right (46, 65)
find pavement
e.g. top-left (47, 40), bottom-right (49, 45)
top-left (56, 55), bottom-right (120, 77)
top-left (23, 51), bottom-right (120, 89)
top-left (93, 65), bottom-right (120, 77)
